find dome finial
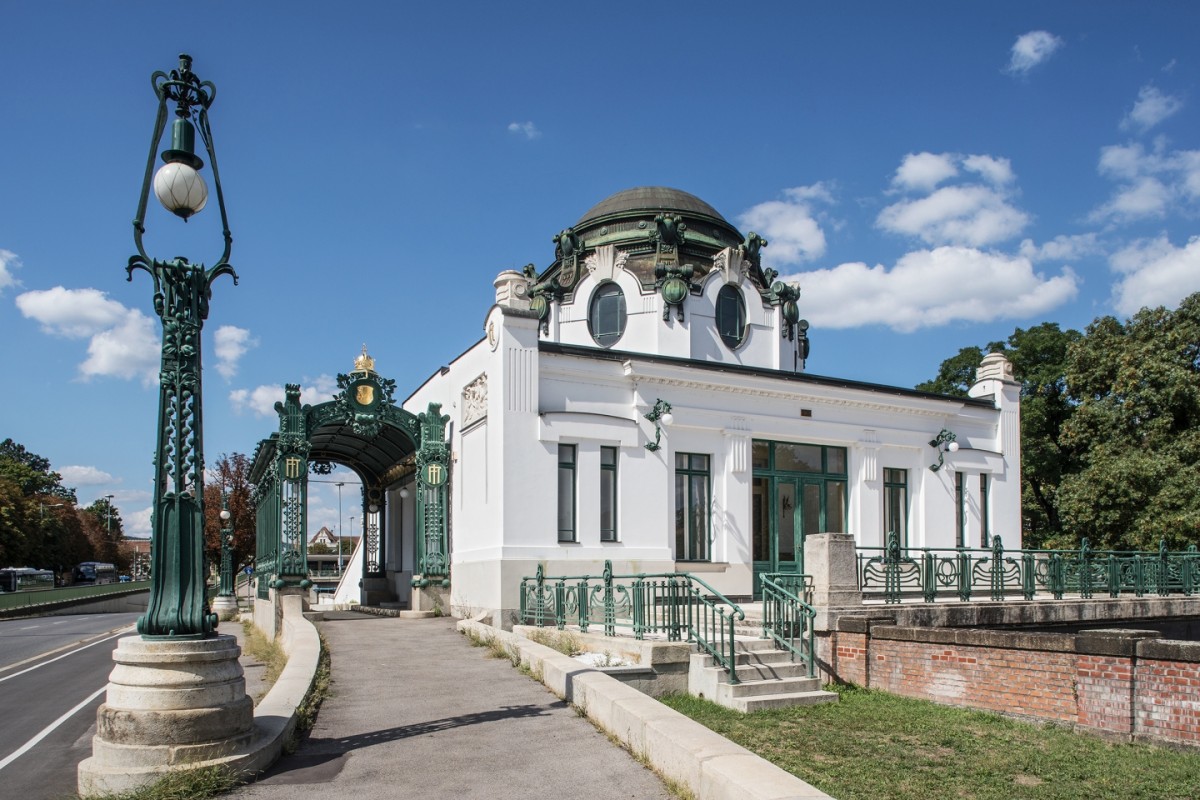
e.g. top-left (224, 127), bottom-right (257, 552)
top-left (353, 344), bottom-right (375, 374)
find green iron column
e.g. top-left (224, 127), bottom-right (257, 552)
top-left (414, 403), bottom-right (450, 587)
top-left (132, 54), bottom-right (237, 639)
top-left (364, 486), bottom-right (385, 577)
top-left (274, 384), bottom-right (312, 589)
top-left (217, 496), bottom-right (234, 598)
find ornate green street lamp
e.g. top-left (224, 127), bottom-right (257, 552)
top-left (130, 54), bottom-right (237, 639)
top-left (218, 497), bottom-right (234, 600)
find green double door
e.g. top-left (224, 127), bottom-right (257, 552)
top-left (752, 476), bottom-right (823, 598)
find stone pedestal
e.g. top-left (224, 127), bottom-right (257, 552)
top-left (211, 594), bottom-right (239, 620)
top-left (77, 634), bottom-right (254, 796)
top-left (410, 581), bottom-right (449, 616)
top-left (804, 533), bottom-right (863, 609)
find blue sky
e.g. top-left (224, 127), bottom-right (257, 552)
top-left (2, 2), bottom-right (1197, 538)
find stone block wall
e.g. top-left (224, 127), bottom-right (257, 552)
top-left (823, 617), bottom-right (1200, 749)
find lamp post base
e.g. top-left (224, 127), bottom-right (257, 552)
top-left (211, 594), bottom-right (240, 620)
top-left (77, 634), bottom-right (253, 796)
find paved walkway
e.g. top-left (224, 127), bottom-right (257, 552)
top-left (227, 613), bottom-right (673, 800)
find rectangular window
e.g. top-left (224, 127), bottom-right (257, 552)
top-left (557, 445), bottom-right (576, 542)
top-left (600, 446), bottom-right (618, 542)
top-left (883, 468), bottom-right (908, 548)
top-left (980, 473), bottom-right (990, 547)
top-left (955, 472), bottom-right (965, 548)
top-left (675, 453), bottom-right (711, 561)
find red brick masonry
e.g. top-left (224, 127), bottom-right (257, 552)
top-left (822, 618), bottom-right (1200, 747)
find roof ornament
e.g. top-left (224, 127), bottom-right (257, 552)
top-left (553, 228), bottom-right (583, 289)
top-left (740, 231), bottom-right (768, 268)
top-left (353, 344), bottom-right (376, 375)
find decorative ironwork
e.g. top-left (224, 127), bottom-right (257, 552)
top-left (553, 227), bottom-right (583, 288)
top-left (644, 399), bottom-right (672, 452)
top-left (518, 560), bottom-right (747, 684)
top-left (414, 403), bottom-right (451, 583)
top-left (217, 495), bottom-right (234, 599)
top-left (858, 532), bottom-right (1200, 604)
top-left (131, 55), bottom-right (236, 640)
top-left (928, 429), bottom-right (958, 472)
top-left (760, 573), bottom-right (817, 678)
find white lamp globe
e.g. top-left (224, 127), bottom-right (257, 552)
top-left (947, 441), bottom-right (960, 453)
top-left (661, 412), bottom-right (674, 427)
top-left (219, 509), bottom-right (231, 521)
top-left (153, 161), bottom-right (208, 219)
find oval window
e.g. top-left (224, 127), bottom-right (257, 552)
top-left (716, 284), bottom-right (746, 349)
top-left (588, 283), bottom-right (627, 347)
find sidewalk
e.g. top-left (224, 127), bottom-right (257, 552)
top-left (226, 612), bottom-right (673, 800)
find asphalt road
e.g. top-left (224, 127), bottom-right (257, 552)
top-left (0, 613), bottom-right (138, 800)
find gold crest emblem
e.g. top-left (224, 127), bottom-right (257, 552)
top-left (356, 384), bottom-right (375, 406)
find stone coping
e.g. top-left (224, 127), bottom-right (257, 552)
top-left (844, 618), bottom-right (1200, 662)
top-left (459, 618), bottom-right (831, 800)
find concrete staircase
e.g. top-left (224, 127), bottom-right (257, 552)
top-left (688, 638), bottom-right (838, 712)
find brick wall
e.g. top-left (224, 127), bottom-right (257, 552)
top-left (827, 619), bottom-right (1200, 748)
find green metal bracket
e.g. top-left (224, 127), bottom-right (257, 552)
top-left (644, 399), bottom-right (673, 452)
top-left (928, 429), bottom-right (958, 472)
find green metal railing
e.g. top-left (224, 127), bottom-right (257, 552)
top-left (759, 573), bottom-right (817, 678)
top-left (0, 580), bottom-right (150, 612)
top-left (859, 533), bottom-right (1200, 604)
top-left (518, 560), bottom-right (746, 683)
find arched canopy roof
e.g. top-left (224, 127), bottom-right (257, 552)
top-left (304, 403), bottom-right (419, 485)
top-left (575, 186), bottom-right (732, 228)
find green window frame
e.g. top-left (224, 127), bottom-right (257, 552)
top-left (980, 473), bottom-right (990, 547)
top-left (588, 283), bottom-right (627, 348)
top-left (883, 468), bottom-right (908, 548)
top-left (600, 446), bottom-right (618, 542)
top-left (558, 444), bottom-right (576, 542)
top-left (675, 453), bottom-right (711, 561)
top-left (716, 284), bottom-right (747, 349)
top-left (955, 471), bottom-right (965, 548)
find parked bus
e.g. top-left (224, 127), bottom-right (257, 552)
top-left (73, 561), bottom-right (118, 585)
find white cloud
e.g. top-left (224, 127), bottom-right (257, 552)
top-left (1006, 31), bottom-right (1064, 75)
top-left (59, 465), bottom-right (117, 486)
top-left (507, 121), bottom-right (541, 140)
top-left (230, 375), bottom-right (339, 418)
top-left (1018, 233), bottom-right (1102, 262)
top-left (878, 184), bottom-right (1030, 247)
top-left (80, 309), bottom-right (160, 384)
top-left (962, 155), bottom-right (1015, 186)
top-left (738, 183), bottom-right (835, 265)
top-left (1091, 142), bottom-right (1200, 223)
top-left (1109, 234), bottom-right (1200, 316)
top-left (786, 246), bottom-right (1078, 332)
top-left (0, 249), bottom-right (20, 293)
top-left (17, 287), bottom-right (161, 383)
top-left (127, 506), bottom-right (153, 538)
top-left (892, 152), bottom-right (958, 192)
top-left (1121, 85), bottom-right (1183, 132)
top-left (15, 286), bottom-right (129, 338)
top-left (213, 325), bottom-right (258, 380)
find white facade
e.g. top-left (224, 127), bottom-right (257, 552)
top-left (391, 188), bottom-right (1021, 623)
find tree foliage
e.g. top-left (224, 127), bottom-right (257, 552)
top-left (203, 453), bottom-right (256, 574)
top-left (0, 439), bottom-right (95, 571)
top-left (919, 293), bottom-right (1200, 550)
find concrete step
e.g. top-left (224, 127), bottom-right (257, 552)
top-left (732, 649), bottom-right (801, 666)
top-left (731, 660), bottom-right (813, 681)
top-left (731, 638), bottom-right (778, 652)
top-left (731, 689), bottom-right (839, 713)
top-left (727, 675), bottom-right (823, 698)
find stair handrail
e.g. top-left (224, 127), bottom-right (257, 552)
top-left (517, 561), bottom-right (745, 684)
top-left (760, 572), bottom-right (817, 678)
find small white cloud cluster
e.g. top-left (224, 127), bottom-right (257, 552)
top-left (59, 465), bottom-right (116, 487)
top-left (1121, 86), bottom-right (1183, 133)
top-left (737, 183), bottom-right (835, 264)
top-left (0, 249), bottom-right (20, 293)
top-left (16, 286), bottom-right (160, 384)
top-left (1006, 31), bottom-right (1063, 76)
top-left (507, 121), bottom-right (541, 140)
top-left (213, 325), bottom-right (258, 380)
top-left (1109, 235), bottom-right (1200, 316)
top-left (229, 374), bottom-right (339, 418)
top-left (1091, 141), bottom-right (1200, 223)
top-left (879, 152), bottom-right (1027, 247)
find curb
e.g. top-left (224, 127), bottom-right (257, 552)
top-left (457, 619), bottom-right (833, 800)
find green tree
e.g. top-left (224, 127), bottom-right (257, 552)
top-left (917, 324), bottom-right (1081, 547)
top-left (82, 497), bottom-right (127, 570)
top-left (1057, 293), bottom-right (1200, 549)
top-left (0, 440), bottom-right (88, 569)
top-left (308, 541), bottom-right (333, 555)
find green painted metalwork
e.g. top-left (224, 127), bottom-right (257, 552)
top-left (858, 532), bottom-right (1200, 604)
top-left (644, 399), bottom-right (672, 452)
top-left (760, 572), bottom-right (817, 678)
top-left (654, 263), bottom-right (694, 322)
top-left (130, 55), bottom-right (236, 640)
top-left (414, 403), bottom-right (451, 584)
top-left (275, 384), bottom-right (311, 588)
top-left (927, 429), bottom-right (958, 472)
top-left (518, 560), bottom-right (746, 684)
top-left (217, 496), bottom-right (234, 599)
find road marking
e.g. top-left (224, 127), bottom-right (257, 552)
top-left (0, 685), bottom-right (106, 772)
top-left (0, 628), bottom-right (132, 683)
top-left (18, 625), bottom-right (39, 630)
top-left (51, 620), bottom-right (67, 625)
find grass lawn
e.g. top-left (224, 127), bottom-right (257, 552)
top-left (661, 685), bottom-right (1200, 800)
